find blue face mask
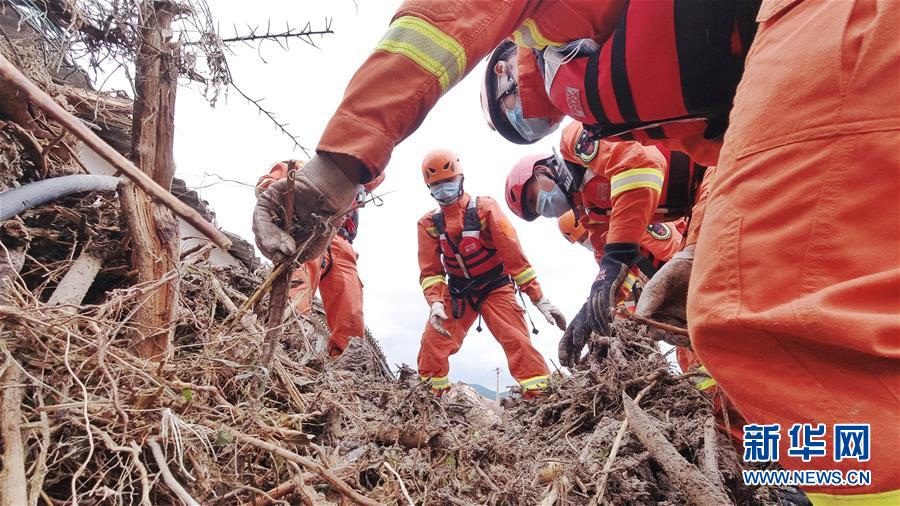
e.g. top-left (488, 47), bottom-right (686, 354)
top-left (430, 179), bottom-right (463, 205)
top-left (535, 185), bottom-right (570, 218)
top-left (503, 97), bottom-right (559, 143)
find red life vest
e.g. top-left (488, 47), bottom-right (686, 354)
top-left (539, 0), bottom-right (760, 143)
top-left (432, 198), bottom-right (505, 282)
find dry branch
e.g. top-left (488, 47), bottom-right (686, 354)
top-left (0, 53), bottom-right (232, 249)
top-left (0, 361), bottom-right (27, 506)
top-left (616, 308), bottom-right (690, 336)
top-left (622, 393), bottom-right (732, 506)
top-left (47, 251), bottom-right (102, 306)
top-left (148, 438), bottom-right (200, 506)
top-left (214, 426), bottom-right (382, 506)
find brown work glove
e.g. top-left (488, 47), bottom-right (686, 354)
top-left (252, 154), bottom-right (360, 264)
top-left (635, 245), bottom-right (694, 347)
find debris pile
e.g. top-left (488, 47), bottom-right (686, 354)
top-left (0, 3), bottom-right (778, 503)
top-left (1, 208), bottom-right (773, 504)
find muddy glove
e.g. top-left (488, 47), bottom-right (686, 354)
top-left (252, 154), bottom-right (360, 263)
top-left (534, 297), bottom-right (566, 330)
top-left (635, 245), bottom-right (694, 347)
top-left (428, 301), bottom-right (451, 336)
top-left (587, 243), bottom-right (641, 335)
top-left (558, 303), bottom-right (590, 368)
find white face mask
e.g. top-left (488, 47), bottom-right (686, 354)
top-left (430, 179), bottom-right (463, 205)
top-left (535, 185), bottom-right (570, 218)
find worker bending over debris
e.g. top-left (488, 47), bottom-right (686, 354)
top-left (557, 209), bottom-right (683, 315)
top-left (255, 161), bottom-right (382, 357)
top-left (251, 1), bottom-right (899, 501)
top-left (415, 149), bottom-right (564, 398)
top-left (504, 121), bottom-right (706, 367)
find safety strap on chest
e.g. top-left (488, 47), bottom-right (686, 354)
top-left (433, 198), bottom-right (510, 318)
top-left (433, 198), bottom-right (489, 279)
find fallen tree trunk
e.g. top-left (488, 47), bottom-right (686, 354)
top-left (622, 393), bottom-right (732, 506)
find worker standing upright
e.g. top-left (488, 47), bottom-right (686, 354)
top-left (415, 149), bottom-right (564, 398)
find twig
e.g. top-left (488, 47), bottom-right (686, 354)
top-left (26, 391), bottom-right (50, 506)
top-left (382, 462), bottom-right (414, 506)
top-left (63, 330), bottom-right (94, 506)
top-left (0, 54), bottom-right (232, 249)
top-left (211, 426), bottom-right (382, 506)
top-left (593, 381), bottom-right (657, 504)
top-left (622, 393), bottom-right (731, 506)
top-left (702, 416), bottom-right (724, 491)
top-left (148, 438), bottom-right (200, 506)
top-left (616, 308), bottom-right (689, 336)
top-left (258, 162), bottom-right (298, 392)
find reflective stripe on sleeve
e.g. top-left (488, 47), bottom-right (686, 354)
top-left (420, 275), bottom-right (446, 290)
top-left (519, 375), bottom-right (549, 391)
top-left (610, 168), bottom-right (664, 198)
top-left (375, 16), bottom-right (466, 92)
top-left (512, 19), bottom-right (561, 49)
top-left (513, 267), bottom-right (536, 286)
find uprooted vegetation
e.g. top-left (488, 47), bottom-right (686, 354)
top-left (0, 1), bottom-right (782, 503)
top-left (1, 191), bottom-right (776, 504)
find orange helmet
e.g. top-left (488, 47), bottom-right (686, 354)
top-left (421, 149), bottom-right (462, 185)
top-left (558, 210), bottom-right (588, 245)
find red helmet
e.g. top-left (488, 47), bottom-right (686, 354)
top-left (505, 153), bottom-right (552, 221)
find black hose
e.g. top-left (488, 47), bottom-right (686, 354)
top-left (0, 175), bottom-right (120, 221)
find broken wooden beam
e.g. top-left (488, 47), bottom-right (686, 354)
top-left (47, 252), bottom-right (103, 306)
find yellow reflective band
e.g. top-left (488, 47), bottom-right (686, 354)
top-left (807, 489), bottom-right (900, 505)
top-left (513, 267), bottom-right (536, 286)
top-left (425, 225), bottom-right (438, 237)
top-left (696, 377), bottom-right (717, 391)
top-left (512, 19), bottom-right (560, 49)
top-left (520, 375), bottom-right (549, 391)
top-left (375, 16), bottom-right (466, 92)
top-left (428, 376), bottom-right (450, 389)
top-left (610, 168), bottom-right (664, 197)
top-left (420, 275), bottom-right (446, 290)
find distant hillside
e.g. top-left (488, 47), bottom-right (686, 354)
top-left (466, 383), bottom-right (508, 400)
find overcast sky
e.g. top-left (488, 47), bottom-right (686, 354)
top-left (168, 1), bottom-right (600, 389)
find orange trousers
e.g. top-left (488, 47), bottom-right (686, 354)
top-left (289, 235), bottom-right (365, 356)
top-left (417, 283), bottom-right (550, 394)
top-left (689, 1), bottom-right (900, 502)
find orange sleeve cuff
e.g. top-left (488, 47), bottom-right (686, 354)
top-left (522, 281), bottom-right (544, 304)
top-left (318, 112), bottom-right (394, 181)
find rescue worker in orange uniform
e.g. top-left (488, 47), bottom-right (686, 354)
top-left (251, 2), bottom-right (899, 501)
top-left (256, 161), bottom-right (383, 357)
top-left (416, 149), bottom-right (565, 397)
top-left (504, 122), bottom-right (705, 367)
top-left (557, 210), bottom-right (684, 315)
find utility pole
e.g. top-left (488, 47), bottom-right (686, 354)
top-left (495, 368), bottom-right (501, 403)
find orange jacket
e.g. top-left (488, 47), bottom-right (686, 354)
top-left (417, 194), bottom-right (543, 306)
top-left (558, 122), bottom-right (668, 246)
top-left (319, 1), bottom-right (632, 179)
top-left (583, 222), bottom-right (683, 266)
